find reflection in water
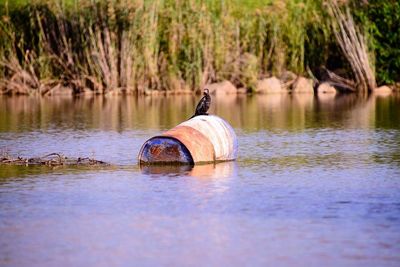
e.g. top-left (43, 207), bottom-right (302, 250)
top-left (140, 161), bottom-right (237, 179)
top-left (189, 161), bottom-right (237, 179)
top-left (1, 94), bottom-right (400, 267)
top-left (1, 94), bottom-right (399, 132)
top-left (0, 164), bottom-right (119, 183)
top-left (140, 164), bottom-right (194, 175)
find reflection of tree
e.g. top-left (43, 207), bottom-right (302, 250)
top-left (375, 95), bottom-right (400, 129)
top-left (313, 94), bottom-right (371, 128)
top-left (0, 94), bottom-right (399, 133)
top-left (316, 94), bottom-right (399, 130)
top-left (372, 95), bottom-right (400, 167)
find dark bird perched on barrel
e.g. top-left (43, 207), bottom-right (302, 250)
top-left (190, 88), bottom-right (211, 119)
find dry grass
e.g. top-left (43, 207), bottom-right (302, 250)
top-left (0, 51), bottom-right (61, 95)
top-left (327, 1), bottom-right (376, 93)
top-left (0, 0), bottom-right (372, 95)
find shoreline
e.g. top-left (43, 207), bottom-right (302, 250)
top-left (1, 76), bottom-right (398, 97)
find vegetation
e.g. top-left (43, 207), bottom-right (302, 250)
top-left (352, 0), bottom-right (400, 85)
top-left (0, 0), bottom-right (398, 95)
top-left (327, 1), bottom-right (376, 94)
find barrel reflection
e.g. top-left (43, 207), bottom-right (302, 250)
top-left (140, 161), bottom-right (237, 179)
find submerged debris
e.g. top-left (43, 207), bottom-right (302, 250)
top-left (0, 153), bottom-right (109, 166)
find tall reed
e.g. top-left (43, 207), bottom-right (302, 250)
top-left (0, 0), bottom-right (343, 95)
top-left (328, 1), bottom-right (376, 93)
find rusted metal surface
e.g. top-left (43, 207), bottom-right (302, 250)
top-left (138, 115), bottom-right (237, 165)
top-left (138, 137), bottom-right (193, 164)
top-left (162, 126), bottom-right (215, 163)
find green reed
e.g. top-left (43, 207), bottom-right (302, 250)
top-left (0, 0), bottom-right (336, 94)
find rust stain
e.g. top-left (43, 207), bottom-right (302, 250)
top-left (148, 143), bottom-right (182, 162)
top-left (138, 137), bottom-right (193, 164)
top-left (166, 145), bottom-right (179, 156)
top-left (162, 126), bottom-right (215, 163)
top-left (150, 145), bottom-right (162, 157)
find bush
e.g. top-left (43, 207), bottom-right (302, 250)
top-left (353, 0), bottom-right (400, 85)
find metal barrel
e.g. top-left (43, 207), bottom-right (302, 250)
top-left (138, 115), bottom-right (238, 165)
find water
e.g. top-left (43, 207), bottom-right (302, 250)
top-left (1, 94), bottom-right (400, 267)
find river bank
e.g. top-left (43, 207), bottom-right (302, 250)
top-left (1, 75), bottom-right (397, 97)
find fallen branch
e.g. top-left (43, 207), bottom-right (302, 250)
top-left (324, 67), bottom-right (356, 92)
top-left (0, 153), bottom-right (109, 166)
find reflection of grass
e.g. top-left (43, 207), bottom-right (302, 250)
top-left (0, 0), bottom-right (334, 94)
top-left (1, 94), bottom-right (397, 132)
top-left (0, 164), bottom-right (107, 180)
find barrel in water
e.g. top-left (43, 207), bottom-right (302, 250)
top-left (138, 115), bottom-right (238, 165)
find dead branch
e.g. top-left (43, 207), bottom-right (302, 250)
top-left (0, 153), bottom-right (109, 166)
top-left (328, 1), bottom-right (376, 93)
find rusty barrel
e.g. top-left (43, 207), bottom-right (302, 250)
top-left (138, 115), bottom-right (238, 165)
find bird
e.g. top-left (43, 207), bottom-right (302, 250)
top-left (190, 88), bottom-right (211, 119)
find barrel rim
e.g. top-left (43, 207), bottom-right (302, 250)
top-left (138, 135), bottom-right (194, 165)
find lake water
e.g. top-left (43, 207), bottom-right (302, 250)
top-left (0, 94), bottom-right (400, 267)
